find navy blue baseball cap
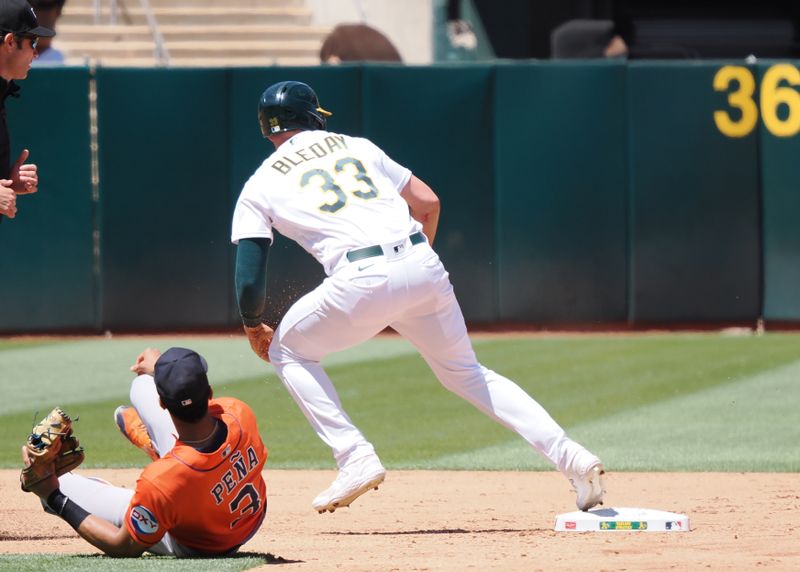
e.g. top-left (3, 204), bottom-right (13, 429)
top-left (0, 0), bottom-right (56, 37)
top-left (154, 347), bottom-right (210, 421)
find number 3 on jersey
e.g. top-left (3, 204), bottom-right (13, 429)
top-left (300, 157), bottom-right (379, 213)
top-left (229, 483), bottom-right (261, 529)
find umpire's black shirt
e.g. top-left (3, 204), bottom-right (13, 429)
top-left (0, 76), bottom-right (19, 222)
top-left (0, 76), bottom-right (20, 180)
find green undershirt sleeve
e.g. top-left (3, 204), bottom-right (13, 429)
top-left (235, 237), bottom-right (270, 327)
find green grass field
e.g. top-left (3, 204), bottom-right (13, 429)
top-left (0, 553), bottom-right (276, 572)
top-left (2, 331), bottom-right (799, 570)
top-left (1, 332), bottom-right (798, 472)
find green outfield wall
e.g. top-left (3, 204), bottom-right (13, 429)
top-left (0, 62), bottom-right (798, 332)
top-left (0, 68), bottom-right (95, 331)
top-left (97, 68), bottom-right (232, 330)
top-left (628, 62), bottom-right (762, 322)
top-left (494, 61), bottom-right (628, 323)
top-left (757, 63), bottom-right (800, 321)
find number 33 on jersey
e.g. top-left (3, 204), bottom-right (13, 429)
top-left (232, 130), bottom-right (418, 276)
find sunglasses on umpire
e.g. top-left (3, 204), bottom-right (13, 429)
top-left (16, 35), bottom-right (39, 50)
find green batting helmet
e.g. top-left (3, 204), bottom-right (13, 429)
top-left (257, 81), bottom-right (332, 137)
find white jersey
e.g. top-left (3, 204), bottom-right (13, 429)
top-left (231, 130), bottom-right (419, 275)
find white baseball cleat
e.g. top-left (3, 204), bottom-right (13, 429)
top-left (312, 455), bottom-right (386, 514)
top-left (570, 462), bottom-right (606, 511)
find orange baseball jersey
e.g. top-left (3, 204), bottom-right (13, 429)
top-left (124, 397), bottom-right (268, 553)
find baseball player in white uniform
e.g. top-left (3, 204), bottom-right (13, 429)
top-left (232, 81), bottom-right (605, 514)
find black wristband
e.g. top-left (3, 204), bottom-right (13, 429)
top-left (46, 489), bottom-right (68, 513)
top-left (46, 489), bottom-right (89, 529)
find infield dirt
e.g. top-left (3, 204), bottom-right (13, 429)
top-left (1, 470), bottom-right (798, 570)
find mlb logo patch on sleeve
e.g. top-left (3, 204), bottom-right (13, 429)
top-left (130, 505), bottom-right (159, 535)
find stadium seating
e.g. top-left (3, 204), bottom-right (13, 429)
top-left (54, 0), bottom-right (329, 67)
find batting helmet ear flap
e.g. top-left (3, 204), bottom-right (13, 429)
top-left (258, 80), bottom-right (333, 137)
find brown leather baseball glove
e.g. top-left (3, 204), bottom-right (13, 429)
top-left (20, 407), bottom-right (85, 492)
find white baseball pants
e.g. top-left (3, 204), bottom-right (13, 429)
top-left (269, 238), bottom-right (599, 475)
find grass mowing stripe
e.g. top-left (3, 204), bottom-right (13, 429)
top-left (470, 333), bottom-right (800, 426)
top-left (2, 333), bottom-right (798, 470)
top-left (238, 334), bottom-right (800, 468)
top-left (0, 336), bottom-right (418, 416)
top-left (426, 357), bottom-right (800, 472)
top-left (0, 337), bottom-right (419, 468)
top-left (568, 356), bottom-right (800, 471)
top-left (0, 553), bottom-right (273, 571)
top-left (0, 338), bottom-right (265, 416)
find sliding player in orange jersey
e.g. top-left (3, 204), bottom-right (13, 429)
top-left (21, 347), bottom-right (268, 557)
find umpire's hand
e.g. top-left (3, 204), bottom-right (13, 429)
top-left (0, 183), bottom-right (16, 218)
top-left (244, 323), bottom-right (274, 363)
top-left (10, 149), bottom-right (38, 195)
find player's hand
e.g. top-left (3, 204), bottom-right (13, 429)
top-left (244, 323), bottom-right (274, 363)
top-left (0, 183), bottom-right (16, 218)
top-left (20, 445), bottom-right (60, 498)
top-left (131, 348), bottom-right (161, 376)
top-left (10, 150), bottom-right (38, 195)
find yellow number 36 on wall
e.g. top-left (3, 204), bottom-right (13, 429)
top-left (714, 63), bottom-right (800, 138)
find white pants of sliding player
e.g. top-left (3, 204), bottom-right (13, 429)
top-left (269, 239), bottom-right (599, 475)
top-left (57, 375), bottom-right (195, 557)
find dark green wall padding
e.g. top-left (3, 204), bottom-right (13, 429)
top-left (97, 68), bottom-right (232, 329)
top-left (758, 63), bottom-right (800, 321)
top-left (0, 62), bottom-right (797, 332)
top-left (495, 62), bottom-right (628, 322)
top-left (627, 63), bottom-right (761, 322)
top-left (0, 68), bottom-right (95, 330)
